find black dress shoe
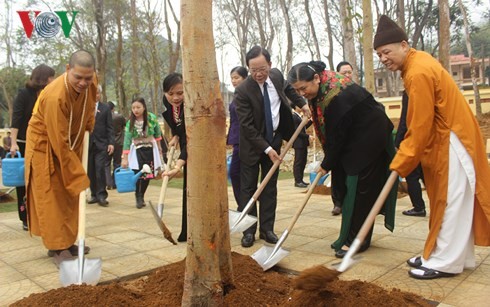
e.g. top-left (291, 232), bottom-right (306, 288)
top-left (241, 234), bottom-right (255, 247)
top-left (98, 199), bottom-right (109, 207)
top-left (331, 206), bottom-right (342, 216)
top-left (403, 208), bottom-right (426, 217)
top-left (88, 197), bottom-right (98, 204)
top-left (294, 182), bottom-right (308, 188)
top-left (335, 249), bottom-right (348, 258)
top-left (259, 231), bottom-right (278, 244)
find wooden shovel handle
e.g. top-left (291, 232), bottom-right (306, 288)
top-left (286, 172), bottom-right (324, 233)
top-left (78, 131), bottom-right (90, 240)
top-left (158, 146), bottom-right (176, 205)
top-left (251, 116), bottom-right (310, 200)
top-left (355, 171), bottom-right (398, 244)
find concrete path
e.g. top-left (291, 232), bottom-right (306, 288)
top-left (1, 177), bottom-right (489, 306)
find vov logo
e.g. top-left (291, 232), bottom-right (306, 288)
top-left (17, 11), bottom-right (78, 39)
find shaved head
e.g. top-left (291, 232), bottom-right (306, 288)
top-left (69, 50), bottom-right (95, 68)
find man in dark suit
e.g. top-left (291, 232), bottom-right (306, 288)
top-left (88, 86), bottom-right (114, 207)
top-left (105, 101), bottom-right (126, 189)
top-left (235, 46), bottom-right (311, 247)
top-left (292, 106), bottom-right (312, 188)
top-left (395, 92), bottom-right (426, 217)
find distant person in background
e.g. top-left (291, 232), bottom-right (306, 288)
top-left (121, 97), bottom-right (163, 209)
top-left (328, 61), bottom-right (356, 216)
top-left (292, 105), bottom-right (312, 188)
top-left (87, 85), bottom-right (114, 207)
top-left (227, 66), bottom-right (248, 205)
top-left (336, 61), bottom-right (353, 80)
top-left (394, 92), bottom-right (426, 217)
top-left (105, 101), bottom-right (126, 189)
top-left (9, 64), bottom-right (55, 231)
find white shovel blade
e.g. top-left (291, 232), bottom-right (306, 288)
top-left (59, 257), bottom-right (102, 286)
top-left (252, 245), bottom-right (290, 271)
top-left (229, 210), bottom-right (257, 234)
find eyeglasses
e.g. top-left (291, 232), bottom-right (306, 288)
top-left (249, 66), bottom-right (269, 74)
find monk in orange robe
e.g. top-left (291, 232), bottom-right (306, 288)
top-left (25, 50), bottom-right (97, 262)
top-left (374, 15), bottom-right (490, 280)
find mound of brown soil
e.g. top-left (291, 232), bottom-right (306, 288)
top-left (12, 253), bottom-right (430, 307)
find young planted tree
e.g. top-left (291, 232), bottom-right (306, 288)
top-left (180, 0), bottom-right (234, 305)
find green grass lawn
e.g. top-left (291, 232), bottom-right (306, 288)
top-left (0, 189), bottom-right (18, 213)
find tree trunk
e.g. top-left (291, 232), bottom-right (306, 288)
top-left (114, 3), bottom-right (127, 116)
top-left (92, 0), bottom-right (107, 101)
top-left (340, 0), bottom-right (358, 82)
top-left (362, 0), bottom-right (374, 93)
top-left (322, 0), bottom-right (335, 70)
top-left (180, 0), bottom-right (234, 305)
top-left (458, 0), bottom-right (482, 117)
top-left (279, 0), bottom-right (293, 72)
top-left (305, 0), bottom-right (321, 60)
top-left (130, 0), bottom-right (141, 94)
top-left (164, 0), bottom-right (181, 73)
top-left (411, 0), bottom-right (433, 50)
top-left (438, 0), bottom-right (451, 71)
top-left (397, 0), bottom-right (405, 29)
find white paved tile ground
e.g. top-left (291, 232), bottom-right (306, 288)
top-left (1, 176), bottom-right (490, 306)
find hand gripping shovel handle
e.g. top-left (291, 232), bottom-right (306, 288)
top-left (158, 146), bottom-right (176, 217)
top-left (236, 116), bottom-right (311, 220)
top-left (338, 170), bottom-right (398, 272)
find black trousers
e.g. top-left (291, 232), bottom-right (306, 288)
top-left (239, 152), bottom-right (279, 235)
top-left (15, 142), bottom-right (27, 224)
top-left (293, 147), bottom-right (307, 183)
top-left (406, 164), bottom-right (425, 211)
top-left (88, 144), bottom-right (109, 200)
top-left (105, 143), bottom-right (122, 188)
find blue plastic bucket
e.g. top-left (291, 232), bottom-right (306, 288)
top-left (1, 151), bottom-right (25, 187)
top-left (114, 167), bottom-right (138, 193)
top-left (309, 172), bottom-right (329, 186)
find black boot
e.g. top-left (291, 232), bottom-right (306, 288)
top-left (135, 193), bottom-right (145, 209)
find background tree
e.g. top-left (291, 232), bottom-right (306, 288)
top-left (458, 0), bottom-right (482, 117)
top-left (180, 0), bottom-right (233, 305)
top-left (362, 0), bottom-right (374, 93)
top-left (439, 0), bottom-right (451, 70)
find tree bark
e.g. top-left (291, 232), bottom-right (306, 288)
top-left (180, 0), bottom-right (234, 305)
top-left (164, 0), bottom-right (181, 73)
top-left (438, 0), bottom-right (451, 71)
top-left (458, 0), bottom-right (482, 117)
top-left (340, 0), bottom-right (359, 82)
top-left (322, 0), bottom-right (335, 70)
top-left (362, 0), bottom-right (374, 93)
top-left (114, 3), bottom-right (126, 116)
top-left (130, 0), bottom-right (141, 94)
top-left (279, 0), bottom-right (293, 72)
top-left (305, 0), bottom-right (321, 61)
top-left (92, 0), bottom-right (107, 101)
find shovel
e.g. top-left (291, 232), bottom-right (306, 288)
top-left (156, 146), bottom-right (176, 218)
top-left (293, 171), bottom-right (399, 290)
top-left (229, 116), bottom-right (310, 234)
top-left (149, 201), bottom-right (177, 245)
top-left (60, 131), bottom-right (102, 286)
top-left (252, 172), bottom-right (326, 271)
